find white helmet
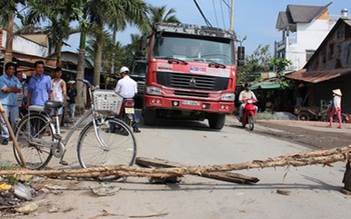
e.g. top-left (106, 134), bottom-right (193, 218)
top-left (120, 66), bottom-right (129, 74)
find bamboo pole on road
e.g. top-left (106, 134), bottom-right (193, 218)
top-left (0, 101), bottom-right (26, 168)
top-left (0, 145), bottom-right (350, 179)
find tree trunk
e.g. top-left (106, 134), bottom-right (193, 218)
top-left (56, 38), bottom-right (63, 67)
top-left (93, 40), bottom-right (102, 86)
top-left (75, 31), bottom-right (86, 115)
top-left (1, 145), bottom-right (350, 180)
top-left (110, 27), bottom-right (117, 75)
top-left (3, 16), bottom-right (15, 74)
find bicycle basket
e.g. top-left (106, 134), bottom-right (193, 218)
top-left (93, 89), bottom-right (123, 114)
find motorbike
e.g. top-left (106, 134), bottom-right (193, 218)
top-left (119, 98), bottom-right (138, 129)
top-left (241, 98), bottom-right (257, 131)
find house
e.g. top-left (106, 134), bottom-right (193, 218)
top-left (0, 28), bottom-right (49, 58)
top-left (48, 51), bottom-right (94, 82)
top-left (286, 17), bottom-right (351, 113)
top-left (275, 2), bottom-right (336, 71)
top-left (0, 28), bottom-right (93, 79)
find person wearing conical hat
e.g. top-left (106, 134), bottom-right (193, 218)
top-left (329, 89), bottom-right (342, 128)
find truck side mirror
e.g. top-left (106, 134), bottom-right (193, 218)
top-left (237, 46), bottom-right (245, 66)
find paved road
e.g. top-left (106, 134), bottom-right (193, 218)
top-left (1, 114), bottom-right (350, 218)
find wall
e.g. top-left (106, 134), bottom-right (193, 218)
top-left (1, 30), bottom-right (48, 57)
top-left (308, 22), bottom-right (351, 71)
top-left (285, 19), bottom-right (336, 71)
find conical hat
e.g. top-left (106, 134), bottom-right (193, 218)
top-left (332, 89), bottom-right (342, 96)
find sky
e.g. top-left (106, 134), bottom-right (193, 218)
top-left (63, 0), bottom-right (350, 56)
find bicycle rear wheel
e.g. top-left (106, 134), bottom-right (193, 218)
top-left (13, 113), bottom-right (54, 169)
top-left (77, 118), bottom-right (136, 168)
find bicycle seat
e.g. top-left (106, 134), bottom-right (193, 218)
top-left (45, 101), bottom-right (63, 109)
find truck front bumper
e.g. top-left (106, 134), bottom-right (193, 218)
top-left (144, 95), bottom-right (234, 113)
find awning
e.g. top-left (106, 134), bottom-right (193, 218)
top-left (251, 81), bottom-right (281, 90)
top-left (285, 68), bottom-right (351, 83)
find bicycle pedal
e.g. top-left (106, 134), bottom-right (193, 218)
top-left (53, 134), bottom-right (62, 140)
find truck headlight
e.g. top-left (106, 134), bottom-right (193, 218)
top-left (146, 86), bottom-right (162, 95)
top-left (221, 93), bottom-right (235, 101)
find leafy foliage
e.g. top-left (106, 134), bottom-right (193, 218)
top-left (236, 44), bottom-right (273, 85)
top-left (236, 44), bottom-right (293, 90)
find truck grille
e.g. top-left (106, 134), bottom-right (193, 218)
top-left (174, 91), bottom-right (209, 98)
top-left (156, 71), bottom-right (229, 91)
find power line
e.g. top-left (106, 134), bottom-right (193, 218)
top-left (193, 0), bottom-right (212, 27)
top-left (220, 0), bottom-right (226, 29)
top-left (212, 0), bottom-right (219, 27)
top-left (221, 0), bottom-right (230, 9)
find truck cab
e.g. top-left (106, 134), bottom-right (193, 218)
top-left (143, 23), bottom-right (244, 130)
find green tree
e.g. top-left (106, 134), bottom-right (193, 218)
top-left (87, 0), bottom-right (147, 86)
top-left (0, 0), bottom-right (26, 72)
top-left (143, 5), bottom-right (180, 34)
top-left (26, 0), bottom-right (80, 67)
top-left (236, 44), bottom-right (273, 85)
top-left (271, 57), bottom-right (292, 89)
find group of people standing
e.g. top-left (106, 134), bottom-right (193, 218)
top-left (0, 61), bottom-right (141, 146)
top-left (0, 61), bottom-right (77, 145)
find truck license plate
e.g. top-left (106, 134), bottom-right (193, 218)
top-left (182, 100), bottom-right (200, 106)
top-left (125, 108), bottom-right (135, 114)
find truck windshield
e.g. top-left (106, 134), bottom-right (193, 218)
top-left (153, 35), bottom-right (234, 66)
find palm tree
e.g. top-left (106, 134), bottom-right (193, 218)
top-left (87, 0), bottom-right (148, 86)
top-left (26, 0), bottom-right (80, 67)
top-left (143, 5), bottom-right (180, 34)
top-left (0, 0), bottom-right (26, 72)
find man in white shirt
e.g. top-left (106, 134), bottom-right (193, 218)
top-left (115, 66), bottom-right (140, 133)
top-left (238, 82), bottom-right (258, 121)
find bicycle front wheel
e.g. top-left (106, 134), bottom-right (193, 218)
top-left (77, 118), bottom-right (136, 168)
top-left (13, 113), bottom-right (54, 169)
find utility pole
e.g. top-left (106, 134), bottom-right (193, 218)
top-left (229, 0), bottom-right (234, 31)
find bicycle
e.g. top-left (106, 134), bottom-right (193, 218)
top-left (13, 79), bottom-right (137, 170)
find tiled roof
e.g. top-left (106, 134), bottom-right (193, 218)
top-left (276, 2), bottom-right (331, 30)
top-left (287, 4), bottom-right (328, 23)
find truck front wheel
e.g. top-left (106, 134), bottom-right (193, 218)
top-left (208, 114), bottom-right (226, 130)
top-left (143, 109), bottom-right (157, 125)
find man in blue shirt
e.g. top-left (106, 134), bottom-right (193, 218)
top-left (26, 61), bottom-right (53, 108)
top-left (0, 62), bottom-right (22, 145)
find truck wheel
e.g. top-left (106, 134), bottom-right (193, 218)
top-left (298, 112), bottom-right (309, 121)
top-left (208, 114), bottom-right (226, 130)
top-left (143, 109), bottom-right (157, 126)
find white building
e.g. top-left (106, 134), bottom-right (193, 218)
top-left (0, 29), bottom-right (49, 58)
top-left (275, 3), bottom-right (336, 71)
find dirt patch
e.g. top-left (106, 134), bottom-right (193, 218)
top-left (256, 120), bottom-right (351, 150)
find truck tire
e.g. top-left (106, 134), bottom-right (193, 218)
top-left (208, 114), bottom-right (226, 130)
top-left (143, 109), bottom-right (157, 126)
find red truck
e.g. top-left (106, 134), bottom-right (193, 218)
top-left (143, 22), bottom-right (244, 130)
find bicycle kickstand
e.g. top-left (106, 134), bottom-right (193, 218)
top-left (59, 150), bottom-right (68, 166)
top-left (53, 134), bottom-right (68, 166)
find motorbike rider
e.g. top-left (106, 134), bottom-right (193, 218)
top-left (115, 66), bottom-right (141, 133)
top-left (238, 82), bottom-right (258, 121)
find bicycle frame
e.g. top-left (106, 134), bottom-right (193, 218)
top-left (25, 80), bottom-right (110, 157)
